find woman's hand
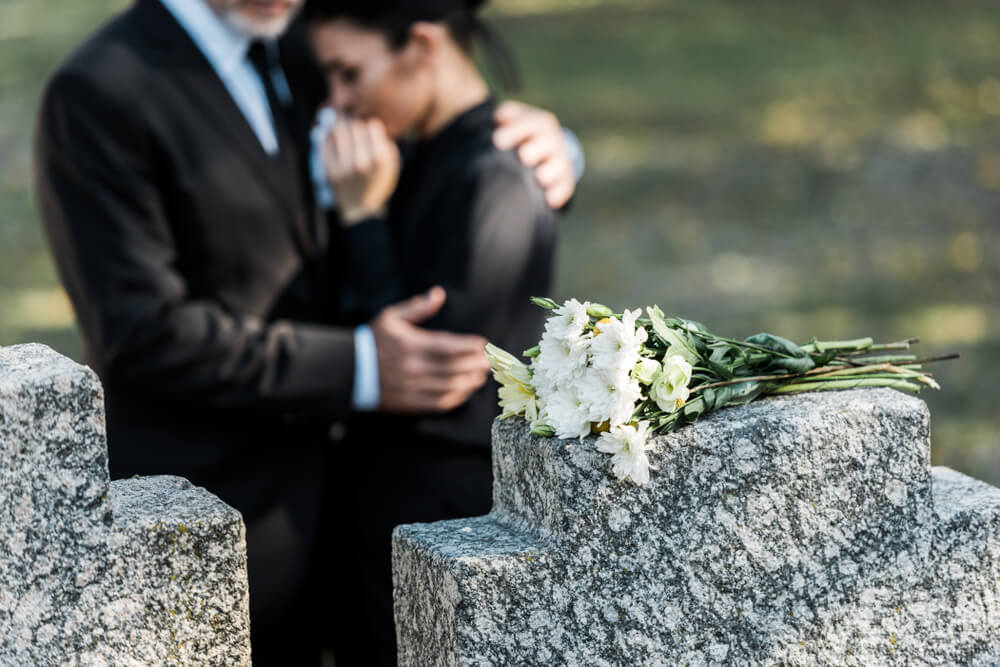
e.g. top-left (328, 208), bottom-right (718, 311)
top-left (324, 117), bottom-right (401, 225)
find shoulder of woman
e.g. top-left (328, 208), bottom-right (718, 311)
top-left (465, 146), bottom-right (550, 212)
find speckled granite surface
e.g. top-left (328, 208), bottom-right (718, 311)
top-left (393, 388), bottom-right (1000, 665)
top-left (0, 344), bottom-right (250, 665)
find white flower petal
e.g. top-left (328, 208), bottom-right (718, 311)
top-left (597, 421), bottom-right (654, 485)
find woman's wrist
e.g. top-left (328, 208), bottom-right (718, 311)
top-left (340, 203), bottom-right (387, 226)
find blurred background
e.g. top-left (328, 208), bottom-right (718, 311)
top-left (1, 0), bottom-right (997, 480)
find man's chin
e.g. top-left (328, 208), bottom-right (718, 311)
top-left (221, 7), bottom-right (296, 39)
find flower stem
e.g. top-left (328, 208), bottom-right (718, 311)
top-left (769, 378), bottom-right (923, 394)
top-left (689, 352), bottom-right (952, 394)
top-left (690, 363), bottom-right (854, 392)
top-left (800, 337), bottom-right (873, 353)
top-left (841, 338), bottom-right (919, 355)
top-left (838, 354), bottom-right (917, 365)
top-left (803, 363), bottom-right (920, 380)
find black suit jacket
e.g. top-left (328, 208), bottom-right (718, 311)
top-left (34, 0), bottom-right (350, 621)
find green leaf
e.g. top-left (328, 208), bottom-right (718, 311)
top-left (745, 332), bottom-right (816, 373)
top-left (811, 349), bottom-right (840, 366)
top-left (744, 333), bottom-right (808, 358)
top-left (700, 387), bottom-right (716, 409)
top-left (522, 345), bottom-right (541, 358)
top-left (691, 335), bottom-right (710, 358)
top-left (727, 381), bottom-right (765, 405)
top-left (683, 396), bottom-right (705, 421)
top-left (699, 386), bottom-right (734, 411)
top-left (707, 359), bottom-right (735, 380)
top-left (768, 357), bottom-right (817, 374)
top-left (647, 305), bottom-right (700, 365)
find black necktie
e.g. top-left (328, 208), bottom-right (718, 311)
top-left (246, 40), bottom-right (294, 152)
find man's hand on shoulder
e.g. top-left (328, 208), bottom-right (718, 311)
top-left (493, 101), bottom-right (577, 210)
top-left (370, 287), bottom-right (490, 413)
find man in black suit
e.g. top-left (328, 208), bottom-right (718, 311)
top-left (34, 0), bottom-right (578, 663)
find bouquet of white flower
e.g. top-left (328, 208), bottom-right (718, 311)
top-left (486, 297), bottom-right (956, 485)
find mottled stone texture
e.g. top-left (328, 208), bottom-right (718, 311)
top-left (394, 388), bottom-right (1000, 665)
top-left (0, 344), bottom-right (250, 665)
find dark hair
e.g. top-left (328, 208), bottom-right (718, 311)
top-left (303, 0), bottom-right (520, 91)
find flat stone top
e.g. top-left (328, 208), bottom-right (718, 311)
top-left (496, 387), bottom-right (929, 473)
top-left (492, 387), bottom-right (932, 546)
top-left (111, 476), bottom-right (242, 528)
top-left (395, 516), bottom-right (548, 562)
top-left (933, 466), bottom-right (1000, 522)
top-left (0, 343), bottom-right (97, 393)
top-left (665, 386), bottom-right (927, 436)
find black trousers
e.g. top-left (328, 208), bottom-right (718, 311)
top-left (193, 438), bottom-right (330, 666)
top-left (329, 437), bottom-right (494, 667)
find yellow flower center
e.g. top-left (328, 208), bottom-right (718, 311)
top-left (591, 420), bottom-right (611, 434)
top-left (593, 317), bottom-right (612, 335)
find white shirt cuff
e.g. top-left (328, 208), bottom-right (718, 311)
top-left (562, 126), bottom-right (586, 183)
top-left (351, 324), bottom-right (379, 410)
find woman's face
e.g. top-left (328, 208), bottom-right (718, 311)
top-left (309, 19), bottom-right (433, 139)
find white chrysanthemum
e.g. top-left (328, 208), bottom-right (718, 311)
top-left (589, 309), bottom-right (648, 374)
top-left (596, 421), bottom-right (654, 485)
top-left (531, 299), bottom-right (593, 393)
top-left (578, 367), bottom-right (643, 427)
top-left (532, 334), bottom-right (589, 390)
top-left (545, 298), bottom-right (591, 341)
top-left (540, 387), bottom-right (592, 440)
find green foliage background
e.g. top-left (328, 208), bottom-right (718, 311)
top-left (1, 0), bottom-right (997, 481)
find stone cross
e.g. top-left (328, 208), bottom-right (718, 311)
top-left (393, 388), bottom-right (1000, 665)
top-left (0, 344), bottom-right (251, 664)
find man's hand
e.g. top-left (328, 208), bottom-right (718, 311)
top-left (493, 101), bottom-right (576, 209)
top-left (370, 286), bottom-right (490, 413)
top-left (324, 117), bottom-right (400, 225)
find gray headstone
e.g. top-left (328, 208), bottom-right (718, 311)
top-left (393, 388), bottom-right (1000, 665)
top-left (0, 344), bottom-right (251, 664)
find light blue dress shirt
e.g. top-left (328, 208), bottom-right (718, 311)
top-left (159, 0), bottom-right (380, 410)
top-left (159, 0), bottom-right (280, 154)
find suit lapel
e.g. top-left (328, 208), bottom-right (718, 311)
top-left (132, 0), bottom-right (313, 251)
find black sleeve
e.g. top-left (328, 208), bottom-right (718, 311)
top-left (421, 153), bottom-right (557, 345)
top-left (338, 216), bottom-right (405, 323)
top-left (35, 70), bottom-right (355, 420)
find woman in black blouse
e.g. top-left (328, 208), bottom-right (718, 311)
top-left (304, 1), bottom-right (557, 663)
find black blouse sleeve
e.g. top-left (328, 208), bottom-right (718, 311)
top-left (339, 215), bottom-right (404, 323)
top-left (418, 151), bottom-right (557, 346)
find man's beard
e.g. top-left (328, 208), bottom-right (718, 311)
top-left (219, 6), bottom-right (297, 39)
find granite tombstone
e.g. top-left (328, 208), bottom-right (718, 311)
top-left (0, 344), bottom-right (251, 665)
top-left (394, 388), bottom-right (1000, 665)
